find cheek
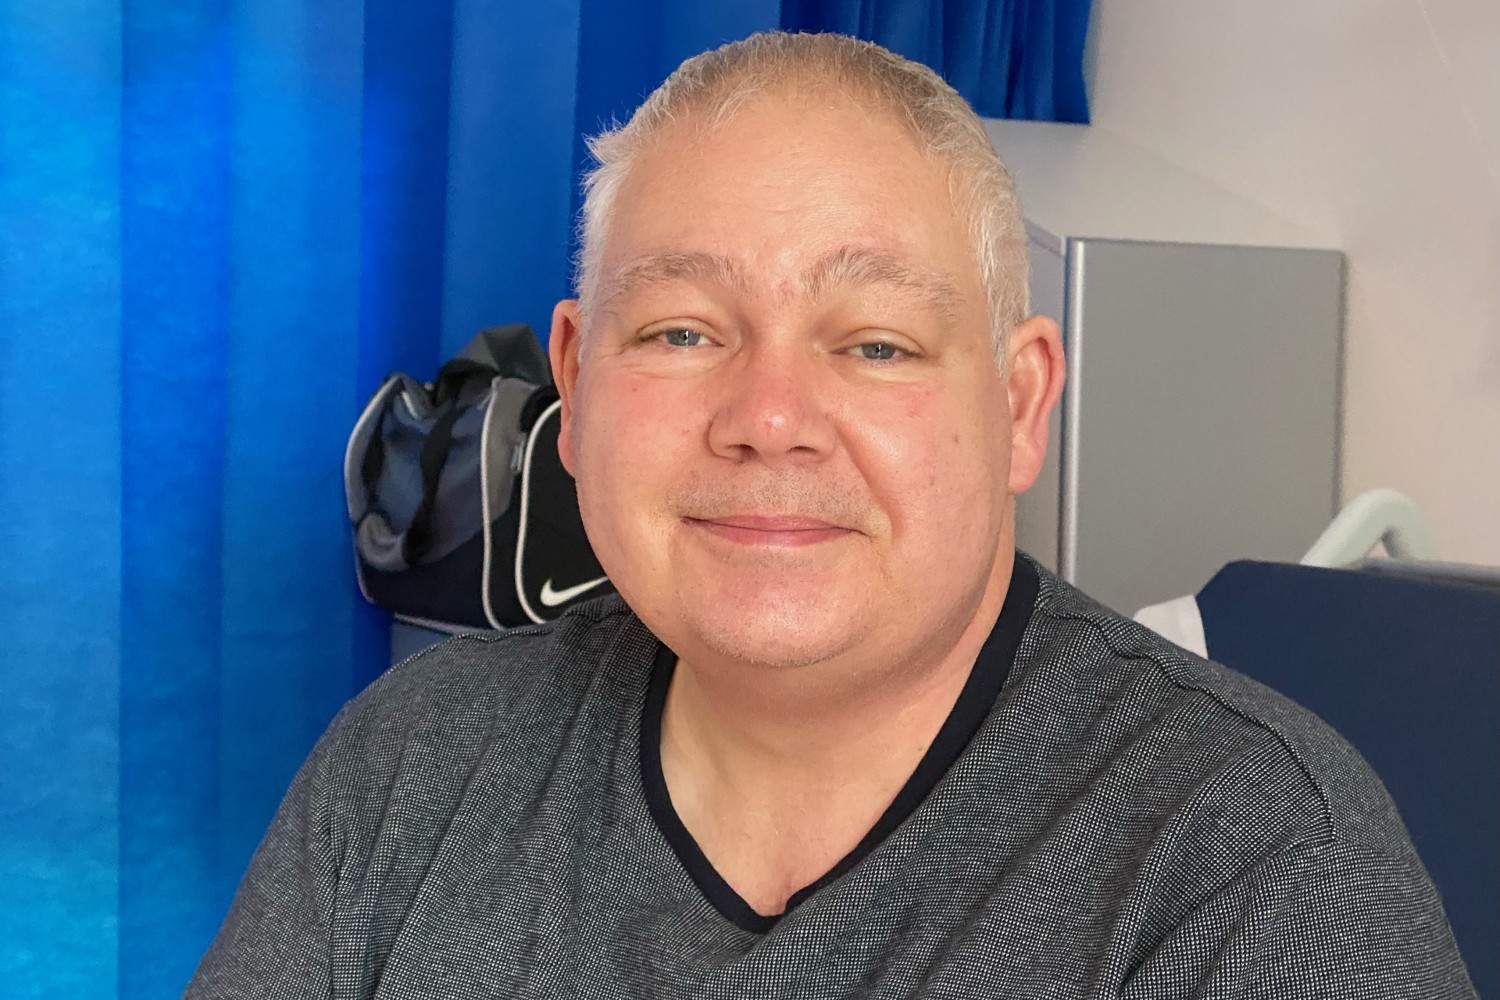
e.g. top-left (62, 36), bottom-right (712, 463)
top-left (855, 384), bottom-right (1006, 524)
top-left (858, 391), bottom-right (955, 496)
top-left (573, 374), bottom-right (700, 496)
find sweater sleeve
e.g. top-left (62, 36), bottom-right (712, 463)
top-left (1122, 837), bottom-right (1477, 1000)
top-left (181, 715), bottom-right (344, 1000)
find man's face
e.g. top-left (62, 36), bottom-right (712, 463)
top-left (553, 90), bottom-right (1025, 674)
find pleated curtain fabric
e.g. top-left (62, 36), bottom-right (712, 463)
top-left (0, 1), bottom-right (1089, 996)
top-left (781, 0), bottom-right (1092, 122)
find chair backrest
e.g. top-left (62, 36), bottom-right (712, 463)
top-left (1196, 560), bottom-right (1499, 998)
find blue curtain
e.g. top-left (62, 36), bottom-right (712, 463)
top-left (0, 2), bottom-right (1090, 996)
top-left (783, 0), bottom-right (1091, 121)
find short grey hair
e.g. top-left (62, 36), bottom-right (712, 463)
top-left (575, 31), bottom-right (1029, 368)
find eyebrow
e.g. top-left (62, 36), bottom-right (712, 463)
top-left (601, 245), bottom-right (964, 321)
top-left (804, 246), bottom-right (964, 321)
top-left (601, 251), bottom-right (749, 308)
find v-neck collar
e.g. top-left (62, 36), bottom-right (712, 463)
top-left (639, 553), bottom-right (1038, 934)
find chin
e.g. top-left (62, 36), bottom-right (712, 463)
top-left (674, 586), bottom-right (871, 671)
top-left (694, 623), bottom-right (857, 671)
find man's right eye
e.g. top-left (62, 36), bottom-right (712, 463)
top-left (656, 328), bottom-right (703, 348)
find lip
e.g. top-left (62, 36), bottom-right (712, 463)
top-left (684, 514), bottom-right (853, 547)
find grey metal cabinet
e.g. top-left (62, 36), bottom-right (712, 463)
top-left (986, 119), bottom-right (1344, 615)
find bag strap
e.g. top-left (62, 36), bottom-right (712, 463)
top-left (451, 323), bottom-right (551, 387)
top-left (430, 324), bottom-right (549, 399)
top-left (357, 376), bottom-right (479, 567)
top-left (431, 357), bottom-right (498, 406)
top-left (359, 325), bottom-right (550, 567)
top-left (402, 403), bottom-right (467, 564)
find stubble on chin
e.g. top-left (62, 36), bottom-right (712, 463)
top-left (668, 551), bottom-right (882, 672)
top-left (677, 598), bottom-right (865, 671)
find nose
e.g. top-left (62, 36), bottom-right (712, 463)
top-left (706, 344), bottom-right (836, 464)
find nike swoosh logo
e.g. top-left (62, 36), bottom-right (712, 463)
top-left (539, 575), bottom-right (610, 607)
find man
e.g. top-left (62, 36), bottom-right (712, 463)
top-left (187, 33), bottom-right (1475, 998)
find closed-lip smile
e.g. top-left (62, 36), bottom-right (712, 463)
top-left (684, 513), bottom-right (852, 547)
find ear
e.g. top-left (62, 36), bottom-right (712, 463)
top-left (1004, 314), bottom-right (1066, 496)
top-left (549, 299), bottom-right (584, 478)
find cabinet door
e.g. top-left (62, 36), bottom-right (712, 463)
top-left (1065, 238), bottom-right (1342, 614)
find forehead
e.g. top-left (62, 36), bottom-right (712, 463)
top-left (596, 90), bottom-right (982, 306)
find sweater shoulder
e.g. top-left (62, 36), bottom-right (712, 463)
top-left (1023, 565), bottom-right (1417, 858)
top-left (308, 595), bottom-right (647, 802)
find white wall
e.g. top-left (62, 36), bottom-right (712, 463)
top-left (1086, 0), bottom-right (1500, 563)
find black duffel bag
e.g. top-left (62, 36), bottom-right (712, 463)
top-left (343, 324), bottom-right (615, 630)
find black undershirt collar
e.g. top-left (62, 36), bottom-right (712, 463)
top-left (639, 552), bottom-right (1039, 934)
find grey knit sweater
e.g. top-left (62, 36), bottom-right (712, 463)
top-left (185, 556), bottom-right (1476, 998)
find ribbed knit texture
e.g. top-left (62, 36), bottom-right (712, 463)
top-left (185, 557), bottom-right (1476, 998)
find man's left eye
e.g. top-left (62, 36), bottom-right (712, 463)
top-left (856, 342), bottom-right (903, 361)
